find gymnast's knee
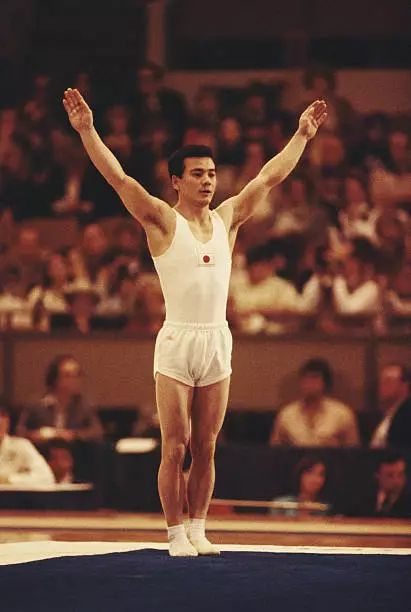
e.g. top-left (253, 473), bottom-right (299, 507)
top-left (161, 436), bottom-right (190, 466)
top-left (190, 438), bottom-right (217, 464)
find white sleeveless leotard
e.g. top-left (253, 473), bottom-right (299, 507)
top-left (152, 209), bottom-right (232, 325)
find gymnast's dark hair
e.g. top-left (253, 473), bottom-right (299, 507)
top-left (168, 145), bottom-right (214, 179)
top-left (45, 355), bottom-right (80, 391)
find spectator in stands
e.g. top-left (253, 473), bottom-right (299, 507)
top-left (370, 363), bottom-right (411, 449)
top-left (0, 199), bottom-right (13, 254)
top-left (386, 262), bottom-right (411, 315)
top-left (270, 176), bottom-right (314, 238)
top-left (132, 120), bottom-right (175, 194)
top-left (0, 225), bottom-right (48, 295)
top-left (351, 112), bottom-right (390, 170)
top-left (300, 65), bottom-right (358, 143)
top-left (129, 62), bottom-right (187, 148)
top-left (337, 174), bottom-right (375, 242)
top-left (27, 252), bottom-right (71, 329)
top-left (144, 121), bottom-right (175, 161)
top-left (0, 140), bottom-right (36, 221)
top-left (231, 242), bottom-right (320, 334)
top-left (213, 117), bottom-right (245, 203)
top-left (0, 404), bottom-right (55, 485)
top-left (98, 222), bottom-right (144, 317)
top-left (49, 138), bottom-right (94, 220)
top-left (369, 156), bottom-right (411, 215)
top-left (385, 130), bottom-right (411, 176)
top-left (0, 263), bottom-right (27, 300)
top-left (270, 358), bottom-right (360, 446)
top-left (270, 455), bottom-right (331, 517)
top-left (126, 274), bottom-right (165, 334)
top-left (46, 438), bottom-right (75, 484)
top-left (239, 82), bottom-right (268, 131)
top-left (315, 167), bottom-right (345, 229)
top-left (105, 221), bottom-right (143, 283)
top-left (0, 265), bottom-right (33, 330)
top-left (373, 453), bottom-right (411, 517)
top-left (0, 108), bottom-right (20, 165)
top-left (17, 354), bottom-right (103, 443)
top-left (331, 238), bottom-right (380, 316)
top-left (192, 87), bottom-right (221, 130)
top-left (374, 208), bottom-right (408, 275)
top-left (353, 452), bottom-right (411, 518)
top-left (68, 223), bottom-right (110, 289)
top-left (183, 124), bottom-right (216, 151)
top-left (216, 117), bottom-right (244, 168)
top-left (310, 133), bottom-right (347, 173)
top-left (103, 104), bottom-right (133, 163)
top-left (98, 263), bottom-right (140, 318)
top-left (59, 278), bottom-right (102, 333)
top-left (22, 73), bottom-right (54, 132)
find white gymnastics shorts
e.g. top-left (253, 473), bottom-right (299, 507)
top-left (154, 321), bottom-right (232, 387)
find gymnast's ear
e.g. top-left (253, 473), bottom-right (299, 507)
top-left (171, 175), bottom-right (180, 191)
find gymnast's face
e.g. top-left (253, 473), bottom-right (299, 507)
top-left (173, 157), bottom-right (216, 207)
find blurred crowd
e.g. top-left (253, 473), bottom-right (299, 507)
top-left (1, 63), bottom-right (411, 335)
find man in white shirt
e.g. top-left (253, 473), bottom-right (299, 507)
top-left (332, 238), bottom-right (380, 316)
top-left (232, 242), bottom-right (320, 333)
top-left (0, 404), bottom-right (55, 486)
top-left (270, 358), bottom-right (360, 447)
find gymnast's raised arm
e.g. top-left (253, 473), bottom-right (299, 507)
top-left (62, 88), bottom-right (174, 233)
top-left (217, 99), bottom-right (328, 230)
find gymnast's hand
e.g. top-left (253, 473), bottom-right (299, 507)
top-left (63, 88), bottom-right (94, 133)
top-left (298, 99), bottom-right (327, 140)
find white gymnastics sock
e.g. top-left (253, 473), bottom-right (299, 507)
top-left (167, 524), bottom-right (198, 557)
top-left (188, 518), bottom-right (220, 555)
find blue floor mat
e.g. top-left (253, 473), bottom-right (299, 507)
top-left (1, 548), bottom-right (410, 612)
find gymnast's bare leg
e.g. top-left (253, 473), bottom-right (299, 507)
top-left (156, 373), bottom-right (230, 555)
top-left (156, 373), bottom-right (198, 556)
top-left (187, 376), bottom-right (231, 554)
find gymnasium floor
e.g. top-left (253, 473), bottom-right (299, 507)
top-left (0, 511), bottom-right (410, 565)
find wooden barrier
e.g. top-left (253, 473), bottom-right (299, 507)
top-left (0, 333), bottom-right (410, 413)
top-left (210, 499), bottom-right (329, 512)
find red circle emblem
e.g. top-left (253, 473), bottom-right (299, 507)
top-left (203, 255), bottom-right (210, 263)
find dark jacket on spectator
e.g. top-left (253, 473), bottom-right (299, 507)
top-left (17, 393), bottom-right (103, 439)
top-left (386, 398), bottom-right (411, 449)
top-left (352, 487), bottom-right (411, 519)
